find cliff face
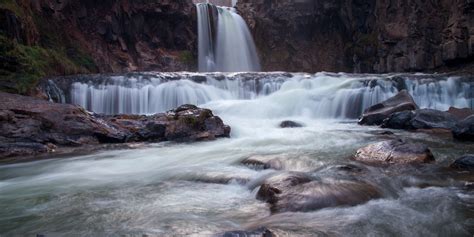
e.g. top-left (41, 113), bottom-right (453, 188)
top-left (0, 0), bottom-right (197, 94)
top-left (237, 0), bottom-right (474, 73)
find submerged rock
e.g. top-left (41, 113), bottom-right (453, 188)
top-left (353, 139), bottom-right (435, 165)
top-left (279, 121), bottom-right (304, 128)
top-left (221, 227), bottom-right (274, 237)
top-left (452, 115), bottom-right (474, 141)
top-left (255, 172), bottom-right (380, 213)
top-left (0, 93), bottom-right (230, 159)
top-left (447, 107), bottom-right (474, 120)
top-left (241, 154), bottom-right (320, 172)
top-left (359, 90), bottom-right (417, 126)
top-left (450, 155), bottom-right (474, 171)
top-left (382, 109), bottom-right (459, 130)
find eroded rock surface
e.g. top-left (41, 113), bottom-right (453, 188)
top-left (255, 172), bottom-right (380, 213)
top-left (237, 0), bottom-right (474, 73)
top-left (382, 109), bottom-right (459, 130)
top-left (359, 90), bottom-right (417, 126)
top-left (453, 115), bottom-right (474, 141)
top-left (451, 155), bottom-right (474, 170)
top-left (353, 139), bottom-right (435, 165)
top-left (0, 93), bottom-right (230, 159)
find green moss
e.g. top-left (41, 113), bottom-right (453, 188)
top-left (178, 51), bottom-right (195, 65)
top-left (0, 0), bottom-right (25, 17)
top-left (0, 34), bottom-right (96, 94)
top-left (0, 2), bottom-right (99, 94)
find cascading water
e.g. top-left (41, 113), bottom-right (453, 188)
top-left (56, 72), bottom-right (473, 117)
top-left (196, 3), bottom-right (260, 72)
top-left (4, 73), bottom-right (474, 236)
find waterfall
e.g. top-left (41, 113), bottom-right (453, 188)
top-left (196, 3), bottom-right (260, 72)
top-left (47, 73), bottom-right (473, 117)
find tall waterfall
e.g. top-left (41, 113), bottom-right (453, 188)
top-left (45, 73), bottom-right (473, 117)
top-left (196, 3), bottom-right (260, 72)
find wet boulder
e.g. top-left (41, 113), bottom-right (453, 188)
top-left (242, 154), bottom-right (320, 172)
top-left (359, 90), bottom-right (418, 126)
top-left (353, 139), bottom-right (435, 165)
top-left (279, 120), bottom-right (304, 128)
top-left (221, 227), bottom-right (274, 237)
top-left (256, 172), bottom-right (380, 213)
top-left (382, 109), bottom-right (459, 130)
top-left (452, 115), bottom-right (474, 141)
top-left (450, 155), bottom-right (474, 171)
top-left (447, 107), bottom-right (474, 120)
top-left (0, 93), bottom-right (231, 159)
top-left (105, 104), bottom-right (231, 142)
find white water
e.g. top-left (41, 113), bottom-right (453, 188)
top-left (196, 3), bottom-right (260, 72)
top-left (2, 72), bottom-right (474, 236)
top-left (67, 72), bottom-right (473, 116)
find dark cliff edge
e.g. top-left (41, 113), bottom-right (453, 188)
top-left (237, 0), bottom-right (474, 74)
top-left (0, 0), bottom-right (197, 94)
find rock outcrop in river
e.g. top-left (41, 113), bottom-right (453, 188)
top-left (237, 0), bottom-right (474, 73)
top-left (0, 92), bottom-right (230, 160)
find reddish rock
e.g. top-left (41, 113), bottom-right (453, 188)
top-left (256, 172), bottom-right (381, 213)
top-left (0, 93), bottom-right (230, 159)
top-left (447, 107), bottom-right (474, 120)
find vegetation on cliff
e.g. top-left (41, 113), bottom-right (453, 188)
top-left (0, 0), bottom-right (197, 95)
top-left (0, 0), bottom-right (96, 94)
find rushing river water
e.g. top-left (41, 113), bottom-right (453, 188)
top-left (1, 72), bottom-right (474, 236)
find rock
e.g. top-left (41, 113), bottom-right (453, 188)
top-left (353, 139), bottom-right (435, 165)
top-left (452, 115), bottom-right (474, 141)
top-left (256, 172), bottom-right (312, 204)
top-left (221, 227), bottom-right (274, 237)
top-left (0, 93), bottom-right (230, 159)
top-left (451, 155), bottom-right (474, 171)
top-left (237, 0), bottom-right (473, 73)
top-left (1, 0), bottom-right (197, 92)
top-left (382, 109), bottom-right (459, 130)
top-left (359, 90), bottom-right (418, 126)
top-left (447, 107), bottom-right (474, 120)
top-left (279, 121), bottom-right (304, 128)
top-left (256, 172), bottom-right (380, 213)
top-left (242, 154), bottom-right (320, 172)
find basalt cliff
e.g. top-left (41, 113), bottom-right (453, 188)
top-left (1, 0), bottom-right (474, 95)
top-left (237, 0), bottom-right (474, 73)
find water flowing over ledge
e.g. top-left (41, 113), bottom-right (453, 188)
top-left (43, 72), bottom-right (474, 118)
top-left (196, 3), bottom-right (260, 72)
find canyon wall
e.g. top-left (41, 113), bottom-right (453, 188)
top-left (0, 0), bottom-right (197, 94)
top-left (237, 0), bottom-right (474, 73)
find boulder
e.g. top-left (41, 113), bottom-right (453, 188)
top-left (241, 154), bottom-right (320, 172)
top-left (450, 155), bottom-right (474, 171)
top-left (452, 115), bottom-right (474, 141)
top-left (359, 90), bottom-right (418, 126)
top-left (382, 109), bottom-right (459, 130)
top-left (221, 228), bottom-right (274, 237)
top-left (353, 139), bottom-right (435, 165)
top-left (0, 93), bottom-right (230, 159)
top-left (105, 104), bottom-right (231, 142)
top-left (279, 120), bottom-right (304, 128)
top-left (256, 172), bottom-right (380, 213)
top-left (447, 107), bottom-right (474, 120)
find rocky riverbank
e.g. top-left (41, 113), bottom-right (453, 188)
top-left (0, 92), bottom-right (230, 162)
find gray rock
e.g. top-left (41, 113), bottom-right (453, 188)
top-left (359, 90), bottom-right (418, 126)
top-left (353, 139), bottom-right (435, 165)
